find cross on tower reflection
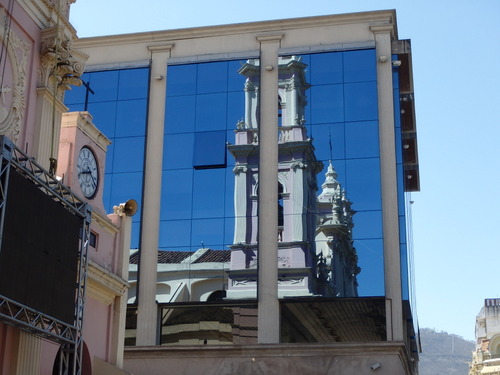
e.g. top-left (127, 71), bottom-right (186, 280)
top-left (81, 80), bottom-right (94, 111)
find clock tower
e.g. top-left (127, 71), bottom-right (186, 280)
top-left (57, 111), bottom-right (110, 213)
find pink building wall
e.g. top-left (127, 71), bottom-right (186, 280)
top-left (1, 1), bottom-right (41, 155)
top-left (0, 2), bottom-right (130, 373)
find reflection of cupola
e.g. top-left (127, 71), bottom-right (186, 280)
top-left (317, 161), bottom-right (355, 230)
top-left (315, 161), bottom-right (359, 297)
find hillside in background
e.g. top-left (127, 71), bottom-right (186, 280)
top-left (419, 328), bottom-right (475, 375)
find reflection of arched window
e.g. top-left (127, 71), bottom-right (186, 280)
top-left (490, 334), bottom-right (500, 356)
top-left (207, 290), bottom-right (227, 302)
top-left (53, 341), bottom-right (92, 375)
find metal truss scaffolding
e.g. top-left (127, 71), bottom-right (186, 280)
top-left (0, 136), bottom-right (91, 375)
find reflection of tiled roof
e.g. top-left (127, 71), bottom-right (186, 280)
top-left (130, 249), bottom-right (230, 265)
top-left (193, 250), bottom-right (230, 263)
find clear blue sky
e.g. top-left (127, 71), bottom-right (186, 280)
top-left (70, 0), bottom-right (500, 341)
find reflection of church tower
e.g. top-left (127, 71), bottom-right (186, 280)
top-left (227, 56), bottom-right (324, 299)
top-left (316, 162), bottom-right (360, 297)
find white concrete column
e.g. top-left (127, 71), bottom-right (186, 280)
top-left (370, 25), bottom-right (404, 341)
top-left (256, 33), bottom-right (283, 344)
top-left (110, 211), bottom-right (133, 366)
top-left (136, 43), bottom-right (174, 346)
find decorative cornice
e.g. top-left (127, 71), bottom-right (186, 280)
top-left (74, 10), bottom-right (397, 49)
top-left (87, 260), bottom-right (129, 305)
top-left (17, 0), bottom-right (77, 33)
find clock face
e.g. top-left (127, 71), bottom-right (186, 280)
top-left (77, 147), bottom-right (99, 198)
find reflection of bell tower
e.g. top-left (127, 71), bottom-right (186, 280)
top-left (227, 56), bottom-right (323, 299)
top-left (316, 162), bottom-right (360, 297)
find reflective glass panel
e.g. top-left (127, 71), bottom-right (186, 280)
top-left (281, 49), bottom-right (384, 300)
top-left (193, 131), bottom-right (226, 168)
top-left (160, 59), bottom-right (249, 276)
top-left (63, 67), bottom-right (149, 250)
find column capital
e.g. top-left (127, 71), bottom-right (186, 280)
top-left (370, 24), bottom-right (396, 38)
top-left (233, 165), bottom-right (248, 175)
top-left (256, 33), bottom-right (284, 43)
top-left (147, 43), bottom-right (175, 54)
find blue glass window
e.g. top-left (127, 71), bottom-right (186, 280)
top-left (227, 60), bottom-right (248, 92)
top-left (165, 95), bottom-right (196, 134)
top-left (193, 131), bottom-right (226, 168)
top-left (343, 49), bottom-right (377, 83)
top-left (226, 92), bottom-right (245, 130)
top-left (191, 218), bottom-right (225, 249)
top-left (344, 82), bottom-right (378, 122)
top-left (163, 133), bottom-right (194, 170)
top-left (354, 239), bottom-right (384, 296)
top-left (197, 62), bottom-right (228, 94)
top-left (311, 123), bottom-right (345, 161)
top-left (159, 220), bottom-right (192, 250)
top-left (191, 168), bottom-right (226, 219)
top-left (88, 70), bottom-right (119, 103)
top-left (345, 158), bottom-right (382, 211)
top-left (351, 211), bottom-right (383, 240)
top-left (310, 84), bottom-right (344, 124)
top-left (115, 99), bottom-right (147, 137)
top-left (112, 137), bottom-right (145, 173)
top-left (310, 51), bottom-right (343, 85)
top-left (195, 93), bottom-right (227, 131)
top-left (118, 68), bottom-right (149, 100)
top-left (160, 169), bottom-right (193, 221)
top-left (167, 64), bottom-right (197, 97)
top-left (345, 121), bottom-right (379, 159)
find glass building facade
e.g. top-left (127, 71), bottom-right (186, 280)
top-left (65, 67), bottom-right (150, 249)
top-left (65, 45), bottom-right (416, 345)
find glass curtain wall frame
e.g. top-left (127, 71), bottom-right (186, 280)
top-left (64, 67), bottom-right (150, 250)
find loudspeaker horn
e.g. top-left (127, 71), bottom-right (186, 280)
top-left (123, 199), bottom-right (138, 217)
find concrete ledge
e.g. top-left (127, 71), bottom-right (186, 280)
top-left (124, 342), bottom-right (414, 375)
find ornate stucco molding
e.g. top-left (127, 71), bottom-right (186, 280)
top-left (233, 165), bottom-right (248, 175)
top-left (39, 26), bottom-right (86, 97)
top-left (291, 161), bottom-right (308, 171)
top-left (0, 9), bottom-right (31, 142)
